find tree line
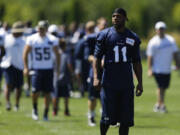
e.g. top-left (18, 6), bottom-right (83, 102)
top-left (0, 0), bottom-right (180, 38)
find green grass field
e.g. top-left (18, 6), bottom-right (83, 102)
top-left (0, 61), bottom-right (180, 135)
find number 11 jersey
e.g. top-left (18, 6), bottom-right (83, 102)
top-left (94, 27), bottom-right (141, 90)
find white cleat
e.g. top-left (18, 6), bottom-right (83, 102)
top-left (32, 110), bottom-right (38, 120)
top-left (88, 117), bottom-right (96, 127)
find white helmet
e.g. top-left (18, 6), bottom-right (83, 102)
top-left (48, 24), bottom-right (58, 33)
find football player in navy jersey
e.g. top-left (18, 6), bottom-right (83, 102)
top-left (93, 8), bottom-right (143, 135)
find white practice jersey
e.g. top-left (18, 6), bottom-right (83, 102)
top-left (146, 34), bottom-right (178, 74)
top-left (1, 34), bottom-right (26, 70)
top-left (26, 33), bottom-right (58, 70)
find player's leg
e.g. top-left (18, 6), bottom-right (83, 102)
top-left (43, 69), bottom-right (54, 120)
top-left (52, 80), bottom-right (59, 116)
top-left (14, 87), bottom-right (22, 111)
top-left (64, 97), bottom-right (70, 116)
top-left (14, 68), bottom-right (23, 111)
top-left (32, 92), bottom-right (40, 120)
top-left (43, 92), bottom-right (51, 120)
top-left (118, 89), bottom-right (134, 135)
top-left (100, 87), bottom-right (118, 135)
top-left (157, 87), bottom-right (165, 105)
top-left (100, 121), bottom-right (109, 135)
top-left (31, 70), bottom-right (41, 120)
top-left (154, 73), bottom-right (170, 113)
top-left (4, 84), bottom-right (12, 110)
top-left (119, 124), bottom-right (129, 135)
top-left (3, 66), bottom-right (14, 110)
top-left (61, 84), bottom-right (70, 116)
top-left (88, 98), bottom-right (97, 126)
top-left (87, 78), bottom-right (98, 126)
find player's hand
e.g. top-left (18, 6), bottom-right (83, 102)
top-left (93, 78), bottom-right (101, 91)
top-left (147, 69), bottom-right (153, 77)
top-left (23, 68), bottom-right (29, 76)
top-left (135, 84), bottom-right (143, 97)
top-left (56, 70), bottom-right (60, 77)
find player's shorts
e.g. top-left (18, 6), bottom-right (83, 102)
top-left (52, 80), bottom-right (70, 98)
top-left (87, 77), bottom-right (100, 100)
top-left (100, 86), bottom-right (134, 127)
top-left (153, 73), bottom-right (170, 89)
top-left (31, 69), bottom-right (53, 93)
top-left (3, 65), bottom-right (23, 89)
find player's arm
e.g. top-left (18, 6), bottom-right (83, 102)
top-left (147, 55), bottom-right (153, 77)
top-left (133, 61), bottom-right (143, 96)
top-left (23, 45), bottom-right (32, 76)
top-left (93, 57), bottom-right (102, 90)
top-left (93, 31), bottom-right (106, 90)
top-left (173, 52), bottom-right (180, 69)
top-left (53, 45), bottom-right (60, 76)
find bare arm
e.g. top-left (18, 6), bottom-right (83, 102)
top-left (173, 52), bottom-right (180, 69)
top-left (53, 46), bottom-right (60, 76)
top-left (133, 61), bottom-right (143, 96)
top-left (147, 55), bottom-right (153, 77)
top-left (23, 45), bottom-right (32, 75)
top-left (93, 57), bottom-right (102, 90)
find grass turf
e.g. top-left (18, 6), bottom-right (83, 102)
top-left (0, 61), bottom-right (180, 135)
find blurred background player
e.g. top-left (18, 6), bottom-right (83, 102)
top-left (51, 38), bottom-right (73, 116)
top-left (23, 20), bottom-right (36, 97)
top-left (1, 21), bottom-right (25, 111)
top-left (84, 19), bottom-right (107, 126)
top-left (146, 21), bottom-right (179, 113)
top-left (23, 20), bottom-right (60, 121)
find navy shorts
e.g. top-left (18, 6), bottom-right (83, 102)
top-left (88, 78), bottom-right (100, 100)
top-left (153, 73), bottom-right (170, 89)
top-left (52, 80), bottom-right (70, 98)
top-left (31, 69), bottom-right (53, 93)
top-left (100, 87), bottom-right (134, 126)
top-left (3, 65), bottom-right (23, 89)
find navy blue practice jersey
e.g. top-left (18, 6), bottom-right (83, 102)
top-left (84, 33), bottom-right (97, 79)
top-left (94, 26), bottom-right (141, 90)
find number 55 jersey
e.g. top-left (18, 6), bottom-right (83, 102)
top-left (26, 33), bottom-right (59, 70)
top-left (94, 27), bottom-right (141, 90)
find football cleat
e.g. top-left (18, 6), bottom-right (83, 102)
top-left (159, 105), bottom-right (168, 113)
top-left (32, 109), bottom-right (38, 120)
top-left (64, 109), bottom-right (70, 116)
top-left (13, 105), bottom-right (19, 112)
top-left (43, 116), bottom-right (48, 121)
top-left (6, 103), bottom-right (11, 111)
top-left (88, 117), bottom-right (96, 127)
top-left (153, 104), bottom-right (160, 112)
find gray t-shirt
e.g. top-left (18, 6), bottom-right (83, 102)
top-left (57, 51), bottom-right (71, 85)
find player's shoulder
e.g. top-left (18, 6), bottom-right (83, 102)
top-left (27, 32), bottom-right (38, 40)
top-left (87, 33), bottom-right (97, 39)
top-left (96, 27), bottom-right (112, 40)
top-left (126, 29), bottom-right (140, 40)
top-left (126, 28), bottom-right (141, 45)
top-left (165, 34), bottom-right (175, 42)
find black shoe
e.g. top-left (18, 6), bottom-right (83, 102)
top-left (64, 109), bottom-right (70, 116)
